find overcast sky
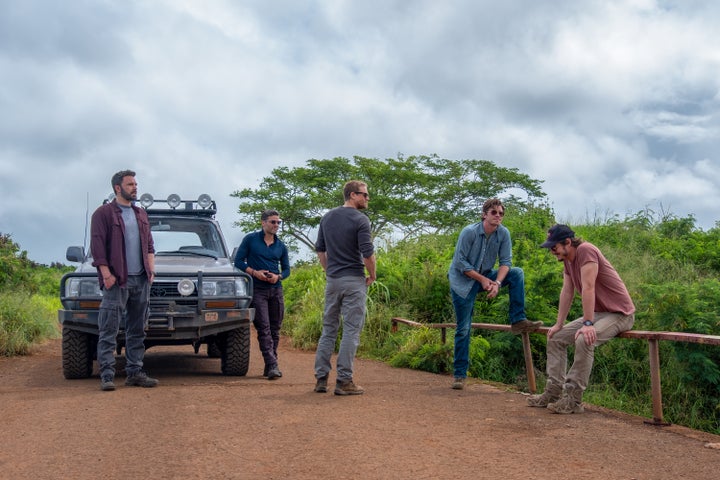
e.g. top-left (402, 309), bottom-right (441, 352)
top-left (1, 0), bottom-right (719, 265)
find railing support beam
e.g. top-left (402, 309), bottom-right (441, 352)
top-left (521, 332), bottom-right (537, 393)
top-left (644, 338), bottom-right (671, 426)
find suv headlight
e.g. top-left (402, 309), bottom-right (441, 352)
top-left (66, 277), bottom-right (102, 298)
top-left (201, 278), bottom-right (248, 297)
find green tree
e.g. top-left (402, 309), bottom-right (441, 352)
top-left (231, 154), bottom-right (547, 253)
top-left (0, 233), bottom-right (32, 290)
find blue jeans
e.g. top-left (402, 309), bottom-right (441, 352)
top-left (97, 275), bottom-right (149, 381)
top-left (451, 267), bottom-right (526, 378)
top-left (314, 275), bottom-right (367, 383)
top-left (252, 287), bottom-right (285, 368)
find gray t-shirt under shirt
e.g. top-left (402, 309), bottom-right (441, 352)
top-left (120, 204), bottom-right (144, 275)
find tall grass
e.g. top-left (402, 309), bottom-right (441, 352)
top-left (0, 292), bottom-right (60, 355)
top-left (282, 264), bottom-right (326, 350)
top-left (0, 233), bottom-right (66, 355)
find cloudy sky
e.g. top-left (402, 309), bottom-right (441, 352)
top-left (1, 0), bottom-right (719, 265)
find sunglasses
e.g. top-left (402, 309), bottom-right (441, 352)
top-left (353, 191), bottom-right (369, 198)
top-left (266, 220), bottom-right (282, 225)
top-left (489, 209), bottom-right (504, 217)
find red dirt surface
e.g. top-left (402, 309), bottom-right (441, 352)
top-left (1, 335), bottom-right (718, 479)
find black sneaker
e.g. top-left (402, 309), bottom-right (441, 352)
top-left (264, 364), bottom-right (283, 378)
top-left (100, 378), bottom-right (116, 391)
top-left (125, 371), bottom-right (159, 388)
top-left (267, 366), bottom-right (282, 380)
top-left (314, 374), bottom-right (329, 393)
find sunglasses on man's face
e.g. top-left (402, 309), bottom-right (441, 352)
top-left (266, 220), bottom-right (282, 225)
top-left (353, 191), bottom-right (369, 199)
top-left (488, 209), bottom-right (504, 217)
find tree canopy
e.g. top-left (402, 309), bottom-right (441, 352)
top-left (231, 154), bottom-right (548, 253)
top-left (0, 233), bottom-right (32, 290)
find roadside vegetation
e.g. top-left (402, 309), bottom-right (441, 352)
top-left (4, 156), bottom-right (719, 435)
top-left (0, 234), bottom-right (66, 355)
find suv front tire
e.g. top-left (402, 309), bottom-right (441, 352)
top-left (62, 328), bottom-right (94, 379)
top-left (220, 327), bottom-right (251, 376)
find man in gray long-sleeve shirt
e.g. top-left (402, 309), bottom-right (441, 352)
top-left (313, 180), bottom-right (377, 396)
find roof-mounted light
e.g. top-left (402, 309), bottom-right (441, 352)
top-left (167, 194), bottom-right (181, 209)
top-left (135, 193), bottom-right (217, 216)
top-left (197, 194), bottom-right (212, 209)
top-left (139, 193), bottom-right (154, 208)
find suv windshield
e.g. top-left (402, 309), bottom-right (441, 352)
top-left (150, 217), bottom-right (227, 258)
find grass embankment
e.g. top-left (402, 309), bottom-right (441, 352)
top-left (0, 233), bottom-right (64, 355)
top-left (0, 292), bottom-right (60, 355)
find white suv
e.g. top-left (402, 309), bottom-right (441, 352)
top-left (58, 194), bottom-right (254, 379)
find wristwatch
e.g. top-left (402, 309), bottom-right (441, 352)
top-left (582, 319), bottom-right (594, 327)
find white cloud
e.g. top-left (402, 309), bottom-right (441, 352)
top-left (2, 0), bottom-right (720, 264)
top-left (630, 110), bottom-right (717, 143)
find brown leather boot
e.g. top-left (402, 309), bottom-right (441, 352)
top-left (547, 384), bottom-right (584, 414)
top-left (527, 382), bottom-right (562, 407)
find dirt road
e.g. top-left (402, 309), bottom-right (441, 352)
top-left (1, 335), bottom-right (718, 479)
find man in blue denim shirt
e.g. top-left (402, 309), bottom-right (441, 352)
top-left (234, 209), bottom-right (290, 380)
top-left (448, 198), bottom-right (541, 390)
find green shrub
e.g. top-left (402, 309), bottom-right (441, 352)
top-left (0, 292), bottom-right (60, 356)
top-left (389, 328), bottom-right (452, 374)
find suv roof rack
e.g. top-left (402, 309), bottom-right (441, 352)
top-left (104, 193), bottom-right (217, 216)
top-left (144, 199), bottom-right (217, 217)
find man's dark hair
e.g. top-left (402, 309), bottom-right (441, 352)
top-left (111, 170), bottom-right (136, 191)
top-left (570, 237), bottom-right (584, 248)
top-left (482, 198), bottom-right (504, 217)
top-left (261, 209), bottom-right (280, 221)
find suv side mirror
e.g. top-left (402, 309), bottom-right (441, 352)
top-left (66, 246), bottom-right (85, 263)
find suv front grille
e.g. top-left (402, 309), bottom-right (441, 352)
top-left (150, 282), bottom-right (198, 298)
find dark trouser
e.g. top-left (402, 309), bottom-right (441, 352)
top-left (252, 287), bottom-right (285, 368)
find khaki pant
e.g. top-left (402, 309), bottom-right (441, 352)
top-left (546, 312), bottom-right (635, 392)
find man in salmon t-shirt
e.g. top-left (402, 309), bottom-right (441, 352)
top-left (528, 224), bottom-right (635, 414)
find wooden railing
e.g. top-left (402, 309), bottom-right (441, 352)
top-left (390, 317), bottom-right (720, 426)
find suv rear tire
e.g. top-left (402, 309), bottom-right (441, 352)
top-left (207, 340), bottom-right (222, 358)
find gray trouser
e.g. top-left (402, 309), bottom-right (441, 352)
top-left (546, 312), bottom-right (635, 392)
top-left (97, 275), bottom-right (149, 380)
top-left (314, 275), bottom-right (368, 383)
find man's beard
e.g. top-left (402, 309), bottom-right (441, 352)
top-left (120, 188), bottom-right (136, 202)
